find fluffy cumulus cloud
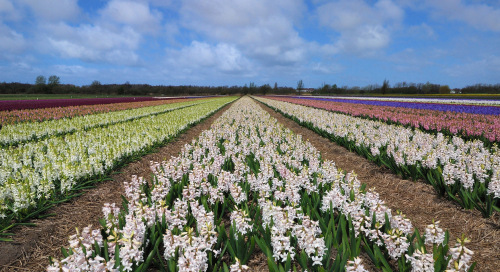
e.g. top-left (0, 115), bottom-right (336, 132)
top-left (19, 0), bottom-right (80, 21)
top-left (424, 0), bottom-right (500, 32)
top-left (99, 0), bottom-right (163, 34)
top-left (36, 0), bottom-right (166, 66)
top-left (43, 23), bottom-right (142, 65)
top-left (0, 23), bottom-right (26, 57)
top-left (1, 0), bottom-right (499, 87)
top-left (0, 0), bottom-right (21, 21)
top-left (318, 0), bottom-right (404, 53)
top-left (166, 41), bottom-right (252, 74)
top-left (179, 0), bottom-right (307, 66)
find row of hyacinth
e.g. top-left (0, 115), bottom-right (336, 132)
top-left (0, 98), bottom-right (199, 125)
top-left (270, 96), bottom-right (500, 143)
top-left (286, 96), bottom-right (500, 115)
top-left (0, 97), bottom-right (236, 226)
top-left (304, 96), bottom-right (500, 106)
top-left (0, 96), bottom-right (161, 111)
top-left (0, 98), bottom-right (211, 147)
top-left (255, 96), bottom-right (500, 217)
top-left (49, 97), bottom-right (474, 271)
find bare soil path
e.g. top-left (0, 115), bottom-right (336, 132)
top-left (0, 102), bottom-right (234, 272)
top-left (257, 101), bottom-right (500, 272)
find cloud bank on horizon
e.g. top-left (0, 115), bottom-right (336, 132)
top-left (0, 0), bottom-right (499, 88)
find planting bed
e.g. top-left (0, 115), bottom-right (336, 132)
top-left (0, 102), bottom-right (234, 271)
top-left (0, 96), bottom-right (498, 271)
top-left (257, 100), bottom-right (499, 272)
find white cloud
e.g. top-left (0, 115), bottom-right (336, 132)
top-left (164, 22), bottom-right (180, 44)
top-left (100, 0), bottom-right (163, 34)
top-left (338, 25), bottom-right (391, 52)
top-left (179, 0), bottom-right (307, 66)
top-left (0, 0), bottom-right (21, 21)
top-left (407, 23), bottom-right (436, 39)
top-left (19, 0), bottom-right (80, 21)
top-left (52, 64), bottom-right (98, 76)
top-left (167, 41), bottom-right (252, 74)
top-left (444, 55), bottom-right (500, 79)
top-left (387, 48), bottom-right (434, 72)
top-left (311, 62), bottom-right (343, 74)
top-left (317, 0), bottom-right (403, 53)
top-left (0, 0), bottom-right (14, 12)
top-left (0, 23), bottom-right (26, 56)
top-left (43, 23), bottom-right (141, 65)
top-left (425, 0), bottom-right (500, 32)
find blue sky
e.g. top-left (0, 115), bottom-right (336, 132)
top-left (0, 0), bottom-right (499, 89)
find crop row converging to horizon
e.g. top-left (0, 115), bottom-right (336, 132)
top-left (255, 96), bottom-right (500, 218)
top-left (47, 97), bottom-right (475, 272)
top-left (0, 97), bottom-right (237, 228)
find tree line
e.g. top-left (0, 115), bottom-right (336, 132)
top-left (0, 79), bottom-right (296, 96)
top-left (313, 81), bottom-right (500, 95)
top-left (0, 76), bottom-right (499, 96)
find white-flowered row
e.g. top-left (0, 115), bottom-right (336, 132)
top-left (0, 98), bottom-right (210, 146)
top-left (0, 97), bottom-right (236, 219)
top-left (255, 96), bottom-right (500, 201)
top-left (50, 97), bottom-right (473, 271)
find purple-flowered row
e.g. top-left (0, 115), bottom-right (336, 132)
top-left (268, 96), bottom-right (500, 142)
top-left (284, 96), bottom-right (500, 115)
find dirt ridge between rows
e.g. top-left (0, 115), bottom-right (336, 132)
top-left (0, 102), bottom-right (234, 272)
top-left (257, 101), bottom-right (499, 272)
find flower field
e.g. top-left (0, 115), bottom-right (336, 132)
top-left (287, 96), bottom-right (500, 114)
top-left (0, 96), bottom-right (236, 233)
top-left (255, 96), bottom-right (500, 218)
top-left (0, 96), bottom-right (163, 111)
top-left (268, 96), bottom-right (500, 143)
top-left (49, 97), bottom-right (474, 271)
top-left (0, 98), bottom-right (200, 125)
top-left (0, 98), bottom-right (209, 147)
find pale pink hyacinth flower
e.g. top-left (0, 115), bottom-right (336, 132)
top-left (405, 248), bottom-right (434, 272)
top-left (425, 220), bottom-right (446, 245)
top-left (446, 235), bottom-right (474, 272)
top-left (230, 258), bottom-right (250, 272)
top-left (345, 257), bottom-right (368, 272)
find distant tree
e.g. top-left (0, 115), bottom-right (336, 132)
top-left (91, 80), bottom-right (101, 87)
top-left (274, 82), bottom-right (278, 90)
top-left (320, 83), bottom-right (331, 94)
top-left (48, 75), bottom-right (60, 85)
top-left (242, 84), bottom-right (248, 95)
top-left (297, 79), bottom-right (304, 95)
top-left (249, 82), bottom-right (256, 94)
top-left (381, 79), bottom-right (389, 95)
top-left (439, 85), bottom-right (451, 94)
top-left (35, 75), bottom-right (46, 85)
top-left (260, 84), bottom-right (271, 95)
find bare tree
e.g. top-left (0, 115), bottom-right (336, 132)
top-left (297, 79), bottom-right (304, 95)
top-left (381, 79), bottom-right (389, 95)
top-left (48, 75), bottom-right (60, 86)
top-left (35, 75), bottom-right (46, 85)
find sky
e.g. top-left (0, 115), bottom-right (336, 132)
top-left (0, 0), bottom-right (499, 89)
